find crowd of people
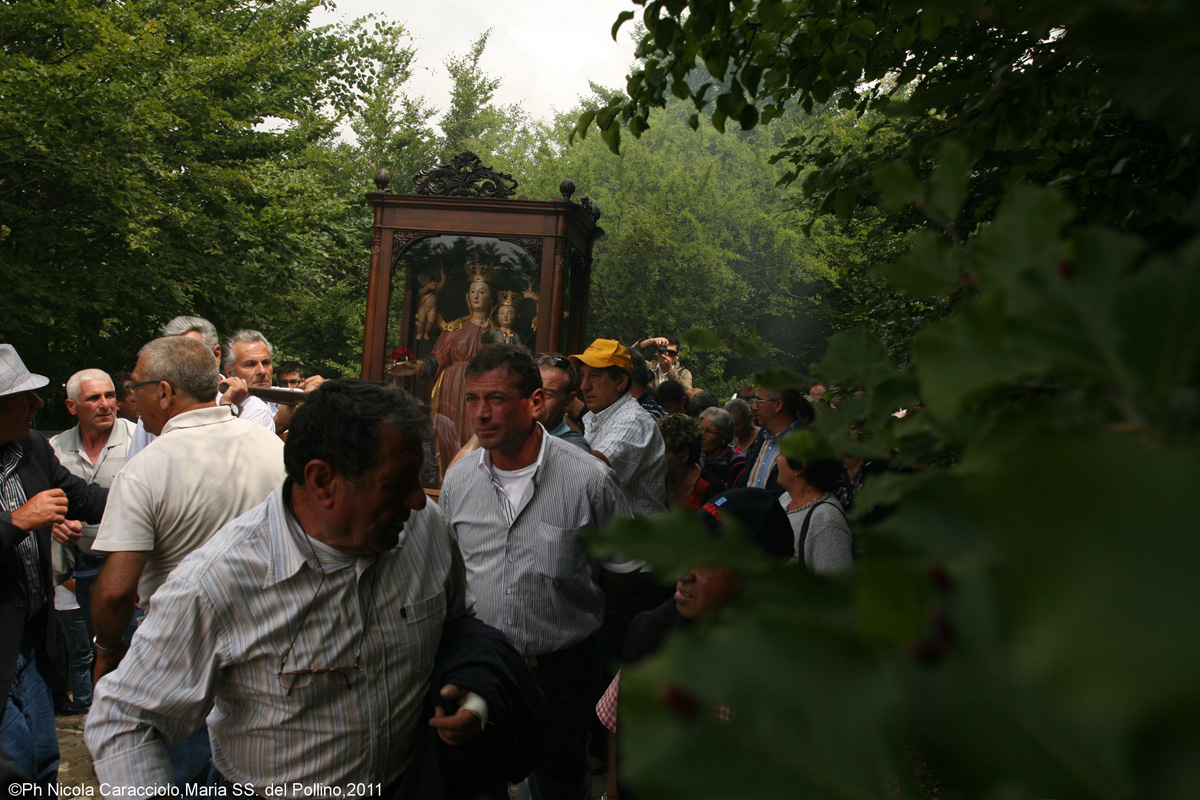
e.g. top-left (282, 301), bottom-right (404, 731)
top-left (1, 319), bottom-right (867, 799)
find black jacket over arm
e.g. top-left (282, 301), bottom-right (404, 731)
top-left (393, 615), bottom-right (551, 800)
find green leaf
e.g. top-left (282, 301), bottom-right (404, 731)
top-left (833, 188), bottom-right (856, 220)
top-left (879, 229), bottom-right (961, 296)
top-left (813, 329), bottom-right (895, 387)
top-left (851, 18), bottom-right (878, 38)
top-left (600, 119), bottom-right (622, 153)
top-left (778, 428), bottom-right (834, 461)
top-left (927, 139), bottom-right (973, 222)
top-left (970, 184), bottom-right (1074, 292)
top-left (754, 367), bottom-right (804, 390)
top-left (738, 102), bottom-right (759, 130)
top-left (683, 328), bottom-right (727, 351)
top-left (756, 0), bottom-right (787, 29)
top-left (872, 161), bottom-right (924, 213)
top-left (612, 10), bottom-right (635, 40)
top-left (912, 294), bottom-right (1038, 416)
top-left (733, 337), bottom-right (770, 358)
top-left (920, 9), bottom-right (942, 40)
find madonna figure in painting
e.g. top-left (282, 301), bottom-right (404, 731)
top-left (392, 262), bottom-right (495, 472)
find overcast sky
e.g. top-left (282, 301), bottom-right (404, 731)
top-left (311, 1), bottom-right (642, 124)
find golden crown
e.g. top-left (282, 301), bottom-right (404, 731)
top-left (464, 262), bottom-right (494, 283)
top-left (496, 290), bottom-right (519, 307)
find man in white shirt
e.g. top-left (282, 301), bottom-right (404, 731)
top-left (90, 336), bottom-right (285, 678)
top-left (86, 380), bottom-right (479, 797)
top-left (126, 316), bottom-right (276, 460)
top-left (440, 344), bottom-right (633, 800)
top-left (223, 333), bottom-right (325, 435)
top-left (48, 368), bottom-right (137, 712)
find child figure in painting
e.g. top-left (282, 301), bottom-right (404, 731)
top-left (414, 265), bottom-right (447, 340)
top-left (483, 290), bottom-right (524, 347)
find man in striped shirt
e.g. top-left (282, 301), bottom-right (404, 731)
top-left (87, 380), bottom-right (480, 796)
top-left (440, 344), bottom-right (635, 800)
top-left (571, 338), bottom-right (667, 519)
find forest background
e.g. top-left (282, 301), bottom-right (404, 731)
top-left (1, 0), bottom-right (919, 429)
top-left (5, 1), bottom-right (1200, 797)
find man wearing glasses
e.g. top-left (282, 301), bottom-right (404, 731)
top-left (440, 344), bottom-right (634, 800)
top-left (86, 336), bottom-right (285, 788)
top-left (266, 358), bottom-right (326, 437)
top-left (635, 334), bottom-right (693, 392)
top-left (88, 380), bottom-right (480, 796)
top-left (737, 385), bottom-right (815, 496)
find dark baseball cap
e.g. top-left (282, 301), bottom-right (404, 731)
top-left (697, 488), bottom-right (793, 559)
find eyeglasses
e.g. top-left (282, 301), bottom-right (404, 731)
top-left (700, 426), bottom-right (723, 436)
top-left (125, 379), bottom-right (162, 391)
top-left (664, 350), bottom-right (679, 357)
top-left (280, 378), bottom-right (305, 387)
top-left (535, 353), bottom-right (572, 370)
top-left (277, 531), bottom-right (379, 696)
top-left (464, 391), bottom-right (524, 407)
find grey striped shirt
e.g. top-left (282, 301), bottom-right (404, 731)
top-left (86, 485), bottom-right (472, 796)
top-left (582, 392), bottom-right (667, 518)
top-left (439, 426), bottom-right (635, 656)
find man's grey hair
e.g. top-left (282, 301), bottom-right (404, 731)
top-left (138, 337), bottom-right (219, 403)
top-left (222, 330), bottom-right (273, 373)
top-left (725, 397), bottom-right (751, 424)
top-left (65, 369), bottom-right (113, 402)
top-left (699, 406), bottom-right (735, 443)
top-left (161, 316), bottom-right (220, 353)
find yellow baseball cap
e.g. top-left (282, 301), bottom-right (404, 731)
top-left (569, 339), bottom-right (632, 373)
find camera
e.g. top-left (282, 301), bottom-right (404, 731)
top-left (657, 346), bottom-right (669, 355)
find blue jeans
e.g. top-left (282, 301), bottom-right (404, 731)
top-left (57, 607), bottom-right (93, 712)
top-left (1, 632), bottom-right (59, 787)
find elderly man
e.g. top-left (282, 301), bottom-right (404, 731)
top-left (48, 369), bottom-right (137, 713)
top-left (224, 330), bottom-right (324, 436)
top-left (87, 381), bottom-right (479, 796)
top-left (737, 386), bottom-right (815, 495)
top-left (571, 339), bottom-right (667, 518)
top-left (127, 317), bottom-right (276, 459)
top-left (90, 336), bottom-right (284, 677)
top-left (440, 344), bottom-right (634, 800)
top-left (0, 345), bottom-right (107, 786)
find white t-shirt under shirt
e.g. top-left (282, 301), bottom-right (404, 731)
top-left (491, 462), bottom-right (538, 512)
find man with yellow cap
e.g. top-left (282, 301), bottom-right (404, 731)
top-left (569, 339), bottom-right (667, 518)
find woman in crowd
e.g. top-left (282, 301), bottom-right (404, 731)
top-left (659, 413), bottom-right (727, 510)
top-left (774, 454), bottom-right (853, 573)
top-left (697, 408), bottom-right (746, 487)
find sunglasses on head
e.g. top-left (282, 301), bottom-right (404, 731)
top-left (535, 353), bottom-right (572, 370)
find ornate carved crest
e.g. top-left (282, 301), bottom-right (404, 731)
top-left (499, 236), bottom-right (542, 265)
top-left (413, 151), bottom-right (519, 199)
top-left (391, 231), bottom-right (433, 268)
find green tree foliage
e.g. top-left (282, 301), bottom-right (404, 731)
top-left (582, 2), bottom-right (1200, 798)
top-left (0, 0), bottom-right (413, 423)
top-left (525, 90), bottom-right (911, 394)
top-left (435, 30), bottom-right (532, 169)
